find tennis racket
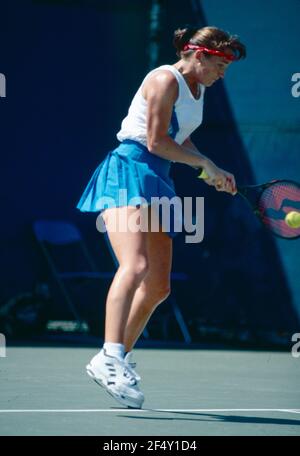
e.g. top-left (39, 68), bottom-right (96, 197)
top-left (198, 170), bottom-right (300, 240)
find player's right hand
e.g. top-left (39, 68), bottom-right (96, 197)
top-left (202, 161), bottom-right (237, 195)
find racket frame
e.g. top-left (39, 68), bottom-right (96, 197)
top-left (237, 179), bottom-right (300, 240)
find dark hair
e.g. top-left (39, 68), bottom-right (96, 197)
top-left (173, 26), bottom-right (246, 60)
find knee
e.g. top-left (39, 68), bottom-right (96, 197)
top-left (123, 256), bottom-right (149, 285)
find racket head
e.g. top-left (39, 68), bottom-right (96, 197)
top-left (239, 180), bottom-right (300, 239)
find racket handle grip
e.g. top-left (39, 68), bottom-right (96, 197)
top-left (198, 169), bottom-right (209, 180)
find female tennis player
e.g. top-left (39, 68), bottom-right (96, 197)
top-left (77, 26), bottom-right (246, 408)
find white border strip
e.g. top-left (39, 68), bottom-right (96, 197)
top-left (0, 408), bottom-right (299, 414)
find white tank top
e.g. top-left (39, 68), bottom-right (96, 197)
top-left (116, 65), bottom-right (205, 147)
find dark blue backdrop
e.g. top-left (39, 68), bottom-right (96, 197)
top-left (0, 0), bottom-right (298, 338)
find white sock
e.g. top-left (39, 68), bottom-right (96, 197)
top-left (103, 342), bottom-right (125, 360)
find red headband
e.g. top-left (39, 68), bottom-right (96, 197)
top-left (182, 43), bottom-right (238, 61)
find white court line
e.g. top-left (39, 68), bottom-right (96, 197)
top-left (0, 408), bottom-right (299, 414)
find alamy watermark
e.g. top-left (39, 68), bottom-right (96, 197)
top-left (0, 333), bottom-right (6, 357)
top-left (291, 333), bottom-right (300, 358)
top-left (291, 73), bottom-right (300, 98)
top-left (0, 73), bottom-right (6, 98)
top-left (96, 190), bottom-right (204, 243)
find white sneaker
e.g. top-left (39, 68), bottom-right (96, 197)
top-left (124, 351), bottom-right (141, 382)
top-left (86, 349), bottom-right (144, 409)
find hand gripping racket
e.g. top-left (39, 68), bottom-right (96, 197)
top-left (198, 170), bottom-right (300, 240)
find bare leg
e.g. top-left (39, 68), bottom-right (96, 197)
top-left (124, 229), bottom-right (172, 352)
top-left (102, 206), bottom-right (149, 343)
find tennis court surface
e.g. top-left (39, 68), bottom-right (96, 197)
top-left (0, 346), bottom-right (299, 436)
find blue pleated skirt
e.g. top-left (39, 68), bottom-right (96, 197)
top-left (76, 140), bottom-right (179, 237)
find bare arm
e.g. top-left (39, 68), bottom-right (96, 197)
top-left (181, 137), bottom-right (205, 168)
top-left (143, 71), bottom-right (236, 194)
top-left (143, 71), bottom-right (209, 168)
top-left (181, 137), bottom-right (237, 194)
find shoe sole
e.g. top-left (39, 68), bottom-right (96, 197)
top-left (86, 364), bottom-right (144, 409)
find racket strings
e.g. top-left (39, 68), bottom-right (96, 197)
top-left (258, 182), bottom-right (300, 238)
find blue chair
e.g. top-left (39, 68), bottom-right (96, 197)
top-left (33, 220), bottom-right (114, 332)
top-left (33, 220), bottom-right (191, 342)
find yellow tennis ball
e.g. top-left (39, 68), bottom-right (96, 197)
top-left (285, 211), bottom-right (300, 229)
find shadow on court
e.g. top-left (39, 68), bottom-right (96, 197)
top-left (118, 411), bottom-right (300, 427)
top-left (1, 347), bottom-right (300, 435)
